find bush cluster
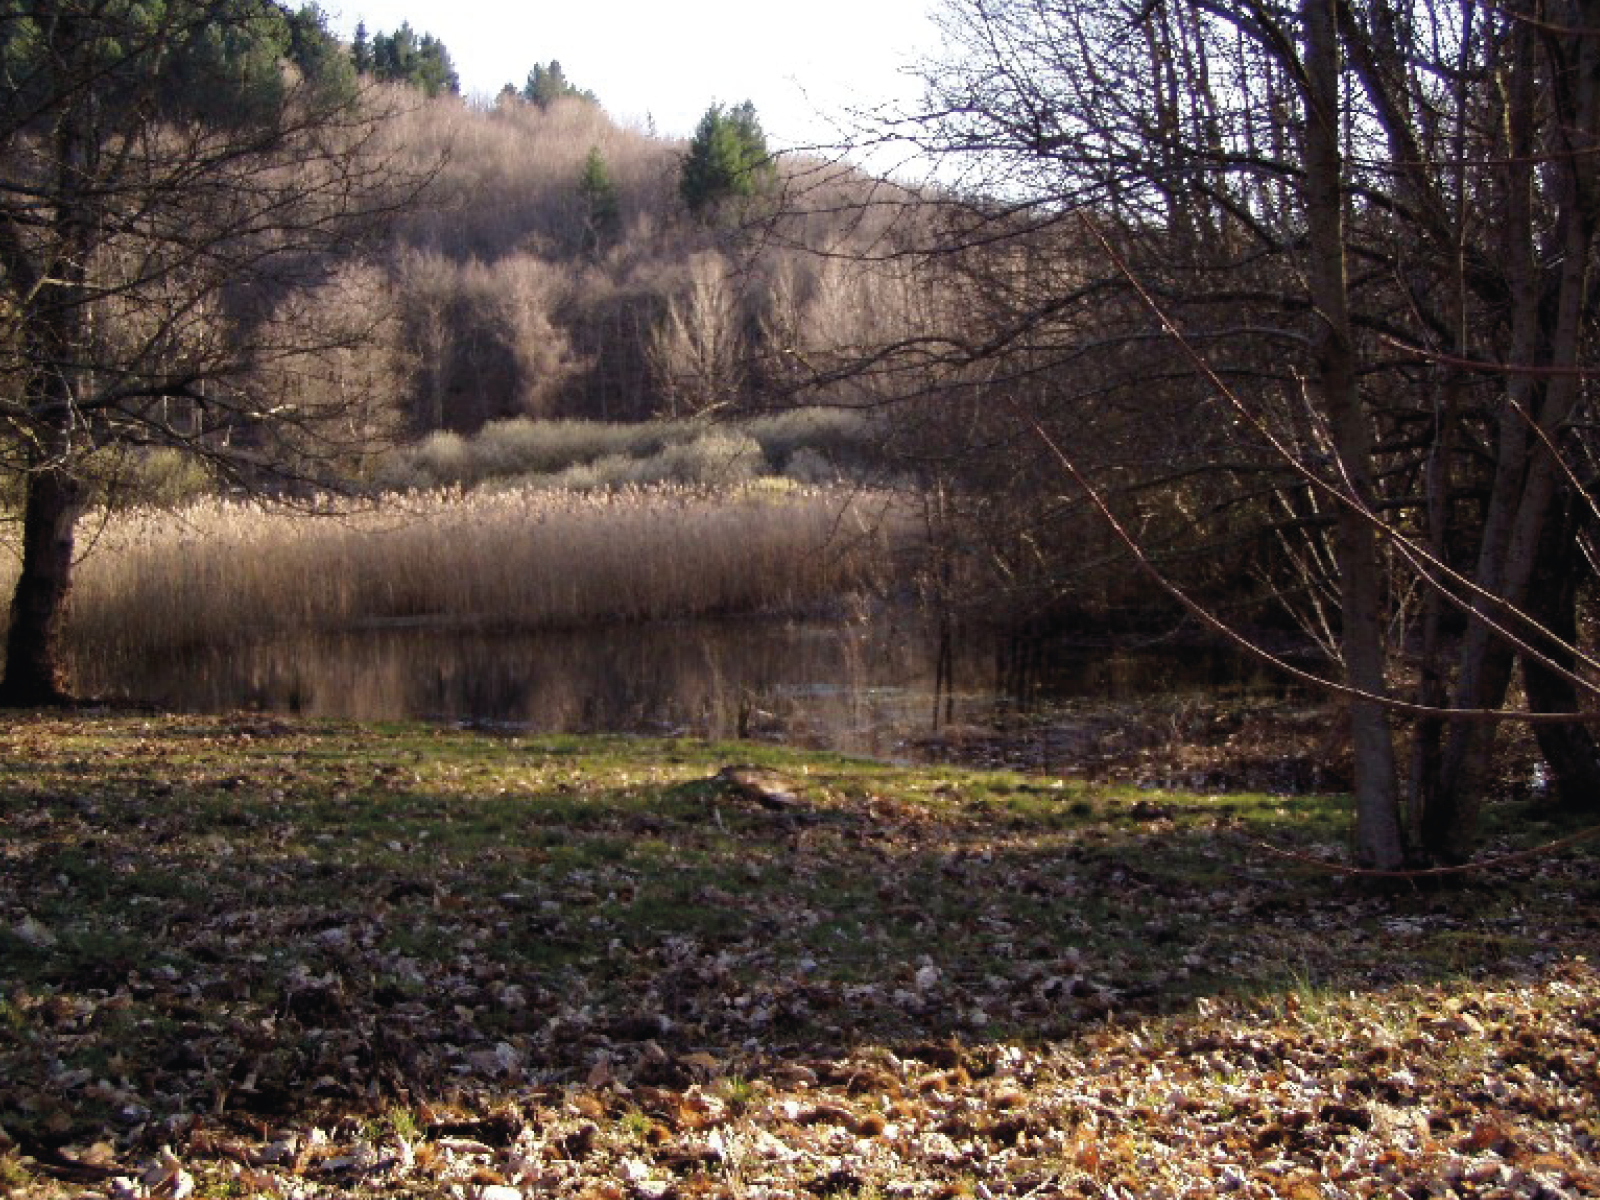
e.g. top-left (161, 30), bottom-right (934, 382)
top-left (374, 409), bottom-right (886, 492)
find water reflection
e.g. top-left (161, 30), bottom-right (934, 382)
top-left (76, 617), bottom-right (1295, 760)
top-left (81, 617), bottom-right (949, 757)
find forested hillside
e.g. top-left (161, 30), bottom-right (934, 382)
top-left (0, 2), bottom-right (947, 548)
top-left (275, 37), bottom-right (930, 441)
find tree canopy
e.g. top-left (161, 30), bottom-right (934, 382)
top-left (365, 20), bottom-right (458, 97)
top-left (521, 59), bottom-right (595, 108)
top-left (679, 101), bottom-right (775, 220)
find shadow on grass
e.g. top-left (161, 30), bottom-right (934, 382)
top-left (1, 712), bottom-right (1595, 1153)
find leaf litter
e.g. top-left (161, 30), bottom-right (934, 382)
top-left (0, 712), bottom-right (1595, 1199)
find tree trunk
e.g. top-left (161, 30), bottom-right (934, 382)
top-left (1429, 0), bottom-right (1600, 858)
top-left (1522, 500), bottom-right (1600, 813)
top-left (1406, 380), bottom-right (1459, 847)
top-left (0, 461), bottom-right (82, 707)
top-left (1300, 0), bottom-right (1406, 869)
top-left (1, 73), bottom-right (92, 708)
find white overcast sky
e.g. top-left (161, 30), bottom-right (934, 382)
top-left (326, 0), bottom-right (944, 149)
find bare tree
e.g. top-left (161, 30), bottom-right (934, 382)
top-left (836, 0), bottom-right (1600, 865)
top-left (648, 251), bottom-right (749, 416)
top-left (0, 0), bottom-right (424, 704)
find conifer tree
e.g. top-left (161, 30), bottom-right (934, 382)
top-left (369, 22), bottom-right (457, 96)
top-left (368, 23), bottom-right (411, 81)
top-left (522, 60), bottom-right (595, 108)
top-left (414, 32), bottom-right (457, 97)
top-left (679, 101), bottom-right (775, 221)
top-left (577, 145), bottom-right (621, 256)
top-left (350, 19), bottom-right (371, 73)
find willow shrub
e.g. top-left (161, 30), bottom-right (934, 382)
top-left (374, 410), bottom-right (886, 492)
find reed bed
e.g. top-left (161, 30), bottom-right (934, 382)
top-left (0, 483), bottom-right (917, 669)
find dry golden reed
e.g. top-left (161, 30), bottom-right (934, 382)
top-left (5, 483), bottom-right (913, 668)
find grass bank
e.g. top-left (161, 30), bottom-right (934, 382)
top-left (1, 713), bottom-right (1595, 1198)
top-left (5, 483), bottom-right (915, 668)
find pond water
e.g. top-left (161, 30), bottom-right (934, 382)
top-left (76, 615), bottom-right (1295, 762)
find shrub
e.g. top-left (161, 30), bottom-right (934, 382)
top-left (782, 446), bottom-right (841, 485)
top-left (622, 430), bottom-right (766, 487)
top-left (383, 430), bottom-right (471, 488)
top-left (375, 410), bottom-right (886, 493)
top-left (473, 419), bottom-right (661, 477)
top-left (93, 448), bottom-right (217, 509)
top-left (741, 407), bottom-right (883, 472)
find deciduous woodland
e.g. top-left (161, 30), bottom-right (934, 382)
top-left (2, 2), bottom-right (1600, 1193)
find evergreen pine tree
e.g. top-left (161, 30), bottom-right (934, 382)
top-left (416, 32), bottom-right (459, 96)
top-left (368, 23), bottom-right (410, 82)
top-left (522, 60), bottom-right (596, 108)
top-left (679, 101), bottom-right (775, 221)
top-left (577, 145), bottom-right (621, 256)
top-left (287, 6), bottom-right (357, 97)
top-left (155, 2), bottom-right (358, 122)
top-left (366, 22), bottom-right (457, 97)
top-left (350, 19), bottom-right (371, 74)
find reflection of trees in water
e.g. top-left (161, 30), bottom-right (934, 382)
top-left (77, 616), bottom-right (1292, 755)
top-left (84, 617), bottom-right (933, 747)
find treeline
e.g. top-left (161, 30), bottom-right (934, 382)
top-left (351, 20), bottom-right (458, 96)
top-left (0, 1), bottom-right (1290, 648)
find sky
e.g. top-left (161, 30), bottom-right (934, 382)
top-left (326, 0), bottom-right (945, 150)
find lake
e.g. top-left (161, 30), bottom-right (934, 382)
top-left (75, 614), bottom-right (1296, 765)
